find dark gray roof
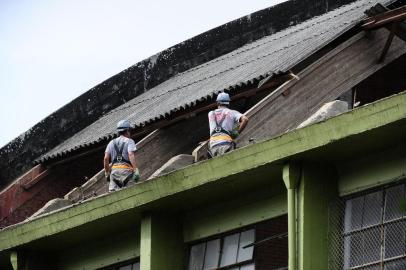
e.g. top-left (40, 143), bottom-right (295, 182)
top-left (38, 0), bottom-right (381, 163)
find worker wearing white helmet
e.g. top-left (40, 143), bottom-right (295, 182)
top-left (103, 120), bottom-right (140, 192)
top-left (208, 92), bottom-right (249, 157)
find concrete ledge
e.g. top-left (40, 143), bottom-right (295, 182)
top-left (27, 198), bottom-right (72, 220)
top-left (297, 100), bottom-right (349, 128)
top-left (148, 154), bottom-right (195, 180)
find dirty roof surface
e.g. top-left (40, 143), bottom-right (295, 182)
top-left (38, 0), bottom-right (381, 163)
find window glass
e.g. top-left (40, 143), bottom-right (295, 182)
top-left (118, 266), bottom-right (132, 270)
top-left (384, 184), bottom-right (404, 221)
top-left (363, 227), bottom-right (381, 264)
top-left (237, 229), bottom-right (255, 263)
top-left (344, 233), bottom-right (363, 268)
top-left (239, 263), bottom-right (255, 270)
top-left (220, 233), bottom-right (240, 267)
top-left (384, 220), bottom-right (406, 259)
top-left (363, 191), bottom-right (382, 227)
top-left (189, 242), bottom-right (206, 270)
top-left (344, 196), bottom-right (364, 232)
top-left (203, 239), bottom-right (220, 270)
top-left (384, 258), bottom-right (406, 269)
top-left (361, 265), bottom-right (380, 270)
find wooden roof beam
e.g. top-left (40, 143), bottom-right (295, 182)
top-left (362, 5), bottom-right (406, 30)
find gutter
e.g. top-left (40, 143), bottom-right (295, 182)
top-left (283, 163), bottom-right (301, 270)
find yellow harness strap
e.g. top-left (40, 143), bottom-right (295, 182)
top-left (112, 164), bottom-right (133, 170)
top-left (210, 134), bottom-right (233, 142)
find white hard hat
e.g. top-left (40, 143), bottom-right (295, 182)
top-left (117, 120), bottom-right (131, 131)
top-left (216, 92), bottom-right (230, 105)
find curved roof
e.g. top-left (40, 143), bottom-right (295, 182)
top-left (37, 0), bottom-right (381, 163)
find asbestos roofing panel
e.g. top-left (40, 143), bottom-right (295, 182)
top-left (38, 0), bottom-right (382, 162)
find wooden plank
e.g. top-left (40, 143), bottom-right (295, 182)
top-left (379, 23), bottom-right (397, 63)
top-left (236, 29), bottom-right (406, 147)
top-left (362, 5), bottom-right (406, 30)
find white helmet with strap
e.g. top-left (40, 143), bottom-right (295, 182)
top-left (117, 120), bottom-right (131, 132)
top-left (216, 92), bottom-right (230, 105)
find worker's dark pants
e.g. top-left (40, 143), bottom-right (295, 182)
top-left (109, 169), bottom-right (134, 191)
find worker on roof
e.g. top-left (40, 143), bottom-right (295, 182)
top-left (104, 120), bottom-right (140, 192)
top-left (208, 92), bottom-right (249, 157)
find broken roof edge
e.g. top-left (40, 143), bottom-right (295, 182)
top-left (1, 0), bottom-right (359, 189)
top-left (2, 89), bottom-right (406, 251)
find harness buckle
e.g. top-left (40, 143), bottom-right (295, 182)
top-left (117, 156), bottom-right (123, 162)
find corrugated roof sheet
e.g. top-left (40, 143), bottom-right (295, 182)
top-left (38, 0), bottom-right (382, 163)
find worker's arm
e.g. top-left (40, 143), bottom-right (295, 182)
top-left (129, 151), bottom-right (140, 182)
top-left (238, 115), bottom-right (249, 133)
top-left (103, 152), bottom-right (111, 177)
top-left (128, 151), bottom-right (138, 170)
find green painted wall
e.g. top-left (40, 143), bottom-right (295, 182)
top-left (140, 214), bottom-right (183, 270)
top-left (57, 231), bottom-right (139, 270)
top-left (298, 162), bottom-right (338, 270)
top-left (338, 143), bottom-right (406, 195)
top-left (183, 193), bottom-right (286, 242)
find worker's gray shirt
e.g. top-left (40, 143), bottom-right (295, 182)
top-left (208, 108), bottom-right (243, 148)
top-left (105, 136), bottom-right (137, 166)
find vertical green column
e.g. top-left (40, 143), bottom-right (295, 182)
top-left (10, 251), bottom-right (18, 270)
top-left (283, 163), bottom-right (301, 270)
top-left (298, 162), bottom-right (338, 270)
top-left (140, 213), bottom-right (184, 270)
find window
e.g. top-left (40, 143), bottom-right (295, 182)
top-left (343, 183), bottom-right (406, 269)
top-left (187, 216), bottom-right (289, 270)
top-left (188, 229), bottom-right (255, 270)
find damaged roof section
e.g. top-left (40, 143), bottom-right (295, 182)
top-left (37, 0), bottom-right (380, 163)
top-left (0, 0), bottom-right (360, 189)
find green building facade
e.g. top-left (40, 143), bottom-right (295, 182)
top-left (1, 91), bottom-right (406, 270)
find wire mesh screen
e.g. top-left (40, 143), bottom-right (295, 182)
top-left (328, 182), bottom-right (406, 270)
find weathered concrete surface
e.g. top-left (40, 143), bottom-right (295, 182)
top-left (297, 100), bottom-right (349, 128)
top-left (27, 198), bottom-right (72, 220)
top-left (63, 170), bottom-right (107, 203)
top-left (148, 154), bottom-right (195, 180)
top-left (0, 0), bottom-right (357, 190)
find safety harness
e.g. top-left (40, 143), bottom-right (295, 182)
top-left (210, 111), bottom-right (230, 136)
top-left (112, 139), bottom-right (131, 167)
top-left (210, 110), bottom-right (233, 145)
top-left (111, 138), bottom-right (133, 187)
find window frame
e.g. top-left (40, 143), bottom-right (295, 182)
top-left (342, 181), bottom-right (406, 270)
top-left (187, 227), bottom-right (256, 270)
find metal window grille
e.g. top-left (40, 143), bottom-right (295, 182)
top-left (328, 182), bottom-right (406, 270)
